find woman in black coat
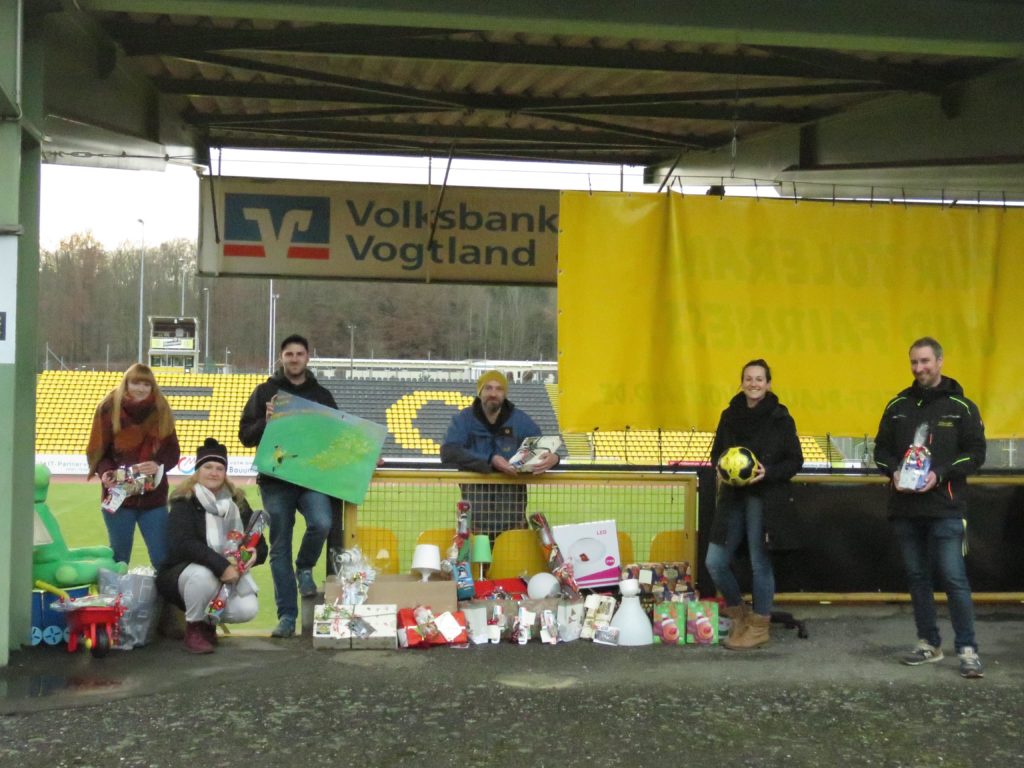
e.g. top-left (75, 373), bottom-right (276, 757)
top-left (156, 439), bottom-right (268, 654)
top-left (705, 359), bottom-right (803, 651)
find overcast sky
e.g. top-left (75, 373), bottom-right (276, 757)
top-left (38, 151), bottom-right (679, 251)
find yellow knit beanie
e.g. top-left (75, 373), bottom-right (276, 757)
top-left (476, 369), bottom-right (508, 396)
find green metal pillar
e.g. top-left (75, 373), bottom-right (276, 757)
top-left (0, 0), bottom-right (37, 667)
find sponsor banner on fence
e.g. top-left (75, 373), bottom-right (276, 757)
top-left (38, 454), bottom-right (257, 477)
top-left (198, 177), bottom-right (558, 285)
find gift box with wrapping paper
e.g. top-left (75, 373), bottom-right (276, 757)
top-left (313, 603), bottom-right (397, 650)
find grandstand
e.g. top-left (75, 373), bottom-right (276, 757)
top-left (35, 370), bottom-right (831, 466)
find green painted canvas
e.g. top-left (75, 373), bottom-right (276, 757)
top-left (253, 393), bottom-right (386, 504)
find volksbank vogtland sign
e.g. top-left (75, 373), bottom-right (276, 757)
top-left (199, 178), bottom-right (558, 284)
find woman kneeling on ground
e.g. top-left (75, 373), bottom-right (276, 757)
top-left (157, 438), bottom-right (267, 654)
top-left (706, 359), bottom-right (803, 650)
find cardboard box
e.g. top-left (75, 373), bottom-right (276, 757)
top-left (552, 520), bottom-right (621, 588)
top-left (312, 603), bottom-right (397, 650)
top-left (325, 574), bottom-right (458, 614)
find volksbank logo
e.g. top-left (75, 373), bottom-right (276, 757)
top-left (223, 193), bottom-right (330, 260)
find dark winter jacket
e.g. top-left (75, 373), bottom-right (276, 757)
top-left (440, 399), bottom-right (543, 473)
top-left (238, 368), bottom-right (337, 486)
top-left (155, 492), bottom-right (268, 610)
top-left (873, 376), bottom-right (986, 519)
top-left (708, 392), bottom-right (804, 549)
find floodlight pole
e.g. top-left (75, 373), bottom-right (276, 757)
top-left (202, 287), bottom-right (210, 366)
top-left (136, 218), bottom-right (145, 363)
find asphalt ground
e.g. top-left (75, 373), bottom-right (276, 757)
top-left (2, 603), bottom-right (1023, 768)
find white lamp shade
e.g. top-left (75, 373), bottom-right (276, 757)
top-left (609, 579), bottom-right (653, 646)
top-left (411, 544), bottom-right (442, 581)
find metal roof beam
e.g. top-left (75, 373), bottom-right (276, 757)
top-left (78, 1), bottom-right (1024, 59)
top-left (110, 21), bottom-right (982, 87)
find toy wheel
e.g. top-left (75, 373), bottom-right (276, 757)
top-left (43, 625), bottom-right (66, 645)
top-left (63, 627), bottom-right (72, 644)
top-left (90, 628), bottom-right (111, 658)
top-left (30, 627), bottom-right (42, 646)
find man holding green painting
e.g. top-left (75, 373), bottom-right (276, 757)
top-left (239, 334), bottom-right (337, 638)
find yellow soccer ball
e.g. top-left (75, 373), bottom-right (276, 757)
top-left (717, 446), bottom-right (761, 486)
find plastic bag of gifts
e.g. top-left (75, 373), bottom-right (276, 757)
top-left (331, 546), bottom-right (377, 605)
top-left (101, 465), bottom-right (164, 514)
top-left (98, 566), bottom-right (159, 649)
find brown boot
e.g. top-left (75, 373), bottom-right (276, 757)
top-left (723, 612), bottom-right (770, 650)
top-left (184, 621), bottom-right (215, 654)
top-left (721, 604), bottom-right (750, 642)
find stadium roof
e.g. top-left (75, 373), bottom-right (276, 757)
top-left (26, 1), bottom-right (1024, 198)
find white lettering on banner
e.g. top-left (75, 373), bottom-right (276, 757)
top-left (36, 455), bottom-right (257, 477)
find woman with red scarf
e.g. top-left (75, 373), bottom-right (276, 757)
top-left (87, 363), bottom-right (180, 567)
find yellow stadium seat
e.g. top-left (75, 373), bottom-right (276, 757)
top-left (617, 531), bottom-right (635, 566)
top-left (416, 528), bottom-right (456, 554)
top-left (649, 530), bottom-right (688, 562)
top-left (355, 526), bottom-right (399, 574)
top-left (488, 529), bottom-right (546, 579)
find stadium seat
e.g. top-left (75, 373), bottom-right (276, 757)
top-left (489, 529), bottom-right (547, 579)
top-left (649, 530), bottom-right (688, 563)
top-left (617, 531), bottom-right (635, 566)
top-left (415, 528), bottom-right (456, 554)
top-left (355, 526), bottom-right (399, 574)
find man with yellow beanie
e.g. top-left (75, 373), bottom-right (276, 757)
top-left (441, 370), bottom-right (559, 539)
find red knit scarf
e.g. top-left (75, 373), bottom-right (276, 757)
top-left (86, 394), bottom-right (164, 476)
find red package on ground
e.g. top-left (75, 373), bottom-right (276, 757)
top-left (473, 578), bottom-right (527, 599)
top-left (397, 606), bottom-right (468, 646)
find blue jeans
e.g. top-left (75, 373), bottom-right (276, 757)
top-left (102, 505), bottom-right (168, 567)
top-left (705, 494), bottom-right (775, 615)
top-left (259, 481), bottom-right (334, 622)
top-left (892, 516), bottom-right (977, 652)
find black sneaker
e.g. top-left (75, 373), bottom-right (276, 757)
top-left (957, 647), bottom-right (984, 679)
top-left (901, 640), bottom-right (944, 665)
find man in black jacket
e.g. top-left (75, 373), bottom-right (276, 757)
top-left (239, 334), bottom-right (337, 638)
top-left (874, 337), bottom-right (986, 678)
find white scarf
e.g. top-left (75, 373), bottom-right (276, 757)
top-left (194, 483), bottom-right (257, 597)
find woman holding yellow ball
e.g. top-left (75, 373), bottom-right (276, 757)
top-left (706, 359), bottom-right (803, 650)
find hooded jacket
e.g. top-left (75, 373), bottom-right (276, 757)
top-left (873, 376), bottom-right (986, 518)
top-left (238, 368), bottom-right (337, 484)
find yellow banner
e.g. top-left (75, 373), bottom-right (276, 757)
top-left (198, 177), bottom-right (558, 284)
top-left (558, 192), bottom-right (1024, 438)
